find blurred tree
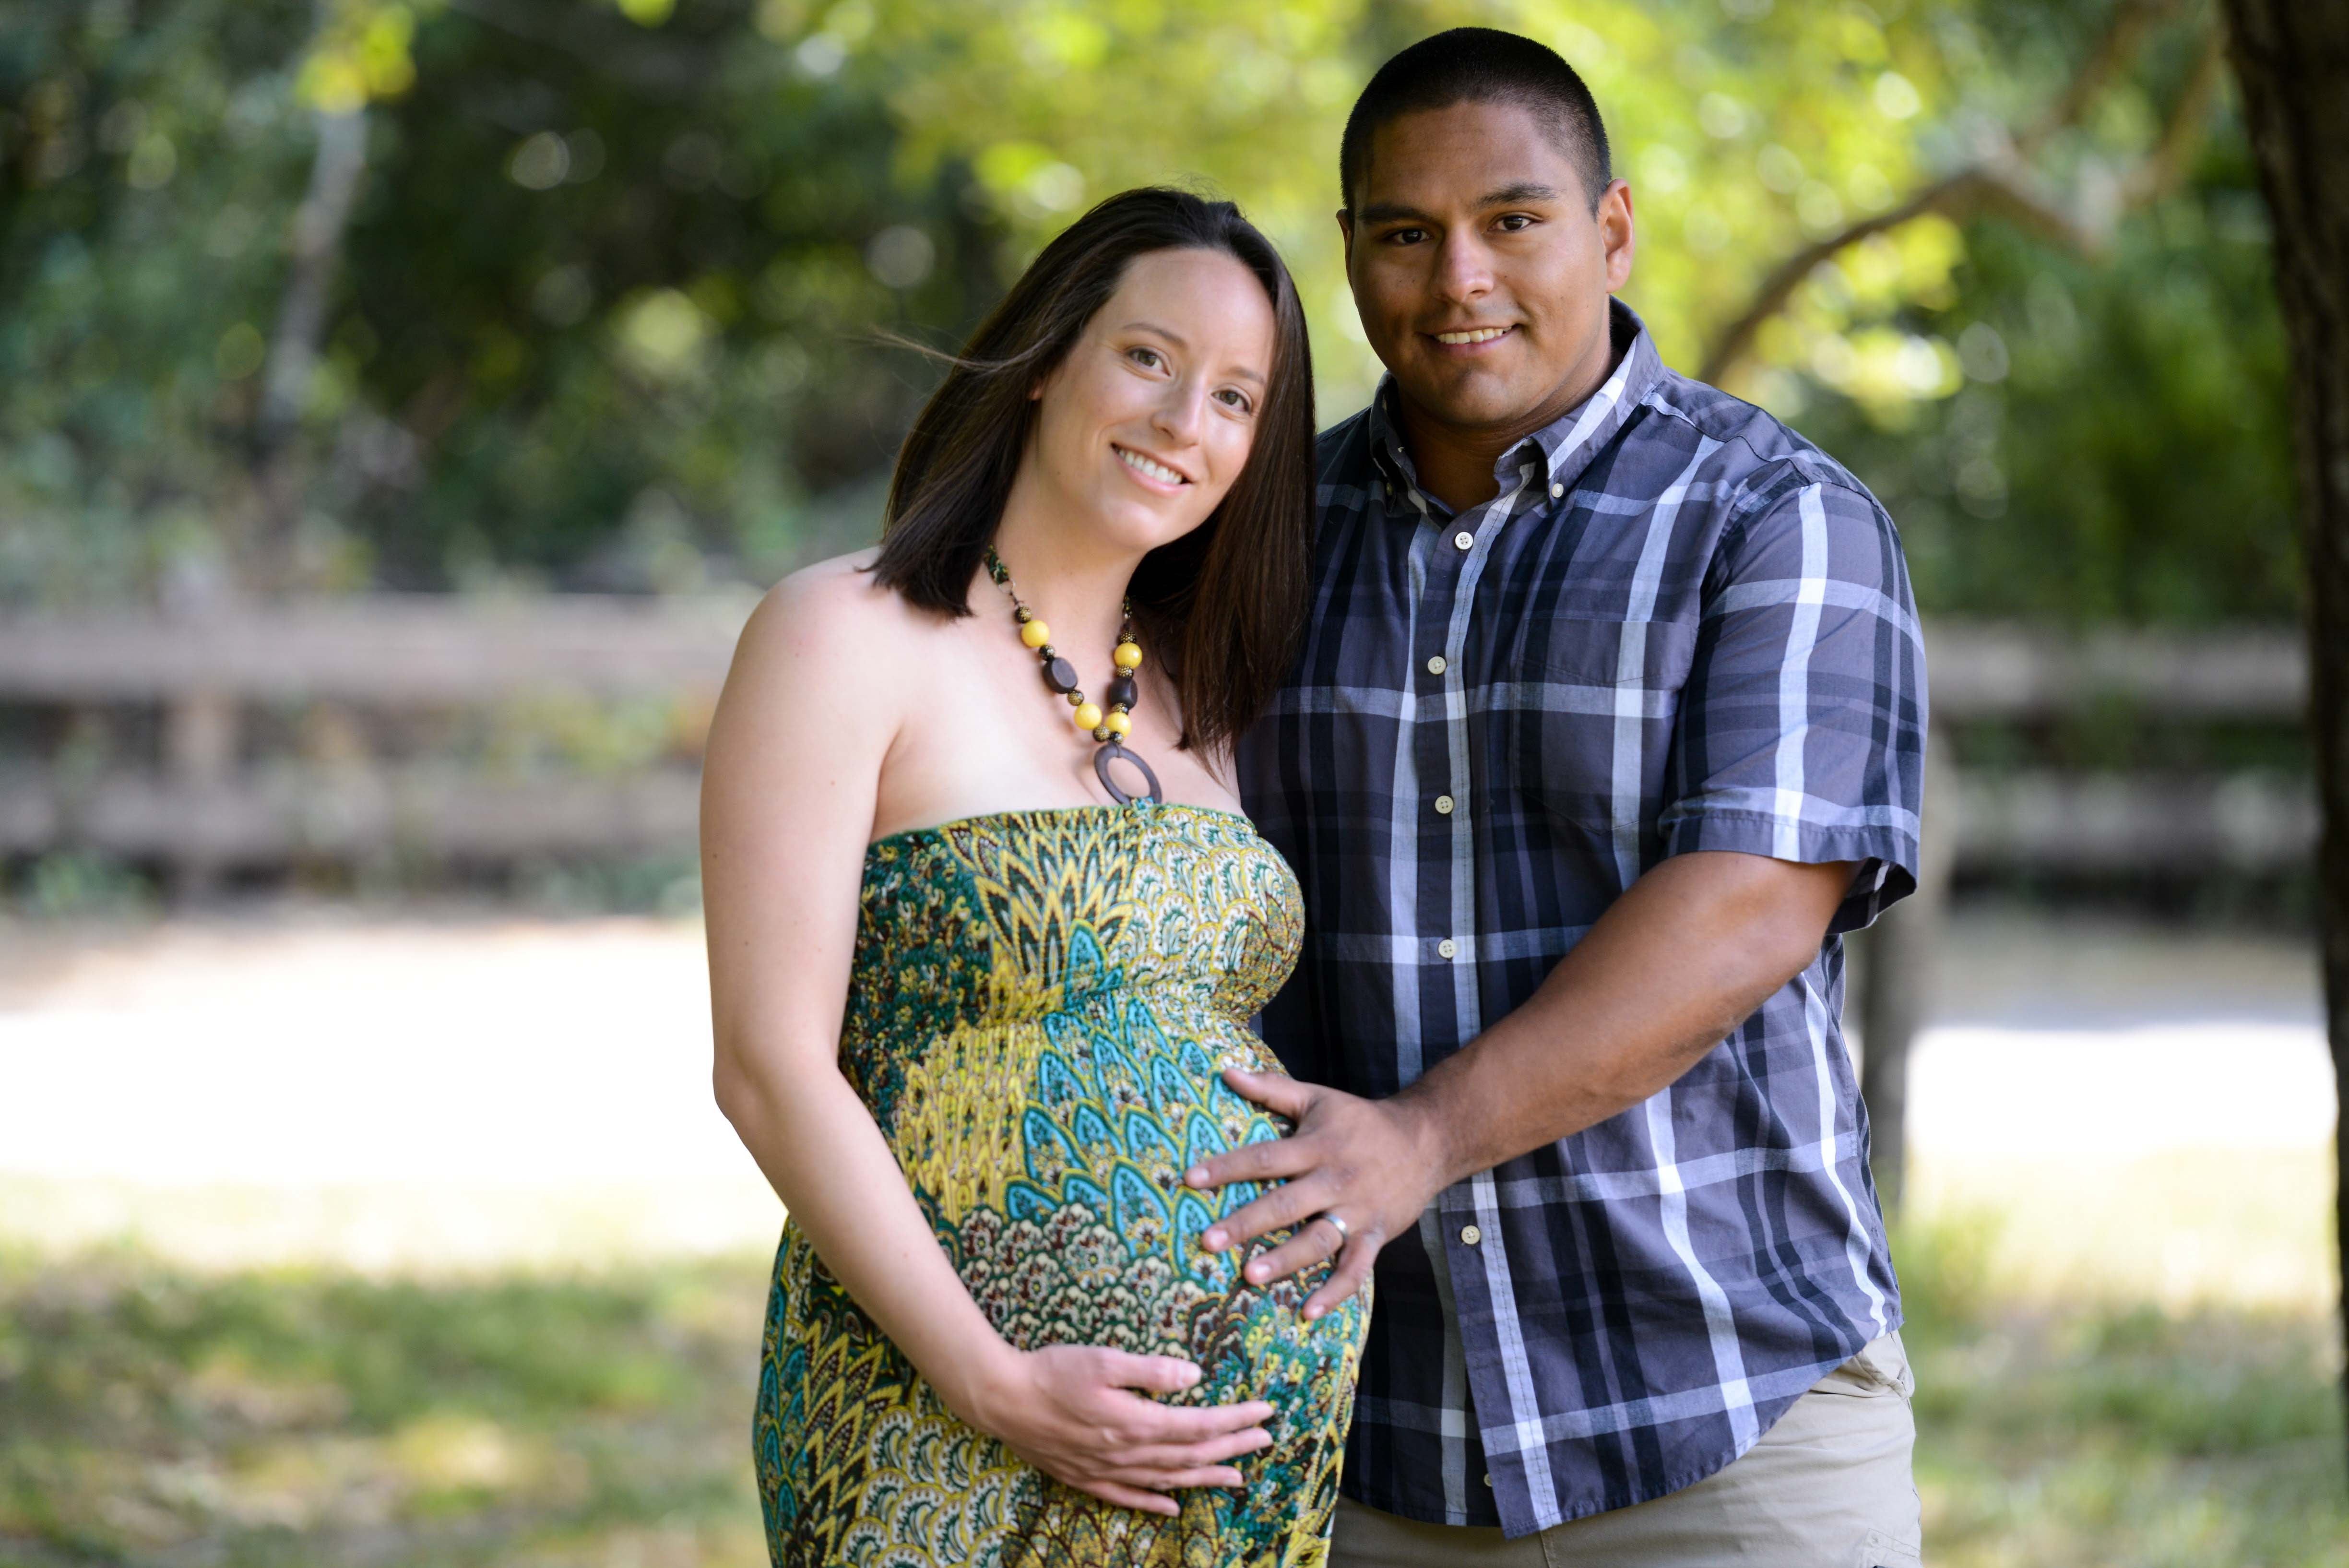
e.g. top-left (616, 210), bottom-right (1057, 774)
top-left (2218, 0), bottom-right (2349, 1476)
top-left (0, 0), bottom-right (2298, 631)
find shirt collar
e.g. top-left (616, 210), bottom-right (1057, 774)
top-left (1367, 298), bottom-right (1661, 514)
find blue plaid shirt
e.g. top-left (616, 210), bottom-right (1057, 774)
top-left (1235, 301), bottom-right (1924, 1536)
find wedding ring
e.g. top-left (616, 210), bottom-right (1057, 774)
top-left (1320, 1212), bottom-right (1351, 1242)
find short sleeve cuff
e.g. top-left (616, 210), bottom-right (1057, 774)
top-left (1659, 808), bottom-right (1920, 934)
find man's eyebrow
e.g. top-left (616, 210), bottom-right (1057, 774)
top-left (1478, 182), bottom-right (1564, 208)
top-left (1353, 184), bottom-right (1564, 225)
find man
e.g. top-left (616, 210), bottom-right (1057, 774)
top-left (1198, 27), bottom-right (1927, 1568)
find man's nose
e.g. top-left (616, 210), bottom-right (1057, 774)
top-left (1432, 232), bottom-right (1495, 305)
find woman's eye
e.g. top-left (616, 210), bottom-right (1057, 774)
top-left (1129, 347), bottom-right (1164, 369)
top-left (1216, 388), bottom-right (1253, 412)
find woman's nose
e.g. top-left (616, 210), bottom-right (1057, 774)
top-left (1152, 380), bottom-right (1207, 442)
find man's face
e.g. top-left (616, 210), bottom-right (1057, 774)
top-left (1341, 99), bottom-right (1634, 433)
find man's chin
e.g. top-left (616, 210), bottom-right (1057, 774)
top-left (1395, 369), bottom-right (1543, 431)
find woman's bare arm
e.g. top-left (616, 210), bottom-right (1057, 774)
top-left (700, 564), bottom-right (1272, 1515)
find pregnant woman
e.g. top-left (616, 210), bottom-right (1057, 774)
top-left (700, 188), bottom-right (1368, 1567)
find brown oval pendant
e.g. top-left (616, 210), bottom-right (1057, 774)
top-left (1093, 740), bottom-right (1163, 807)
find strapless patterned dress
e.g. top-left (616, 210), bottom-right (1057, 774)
top-left (755, 803), bottom-right (1368, 1568)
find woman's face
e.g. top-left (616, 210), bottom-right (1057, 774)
top-left (1026, 247), bottom-right (1279, 558)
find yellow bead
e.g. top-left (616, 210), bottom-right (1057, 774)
top-left (1072, 702), bottom-right (1103, 731)
top-left (1020, 620), bottom-right (1052, 649)
top-left (1103, 710), bottom-right (1132, 737)
top-left (1112, 641), bottom-right (1143, 670)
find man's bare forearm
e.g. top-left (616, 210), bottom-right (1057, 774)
top-left (1392, 851), bottom-right (1855, 1189)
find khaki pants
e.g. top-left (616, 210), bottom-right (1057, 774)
top-left (1329, 1332), bottom-right (1921, 1568)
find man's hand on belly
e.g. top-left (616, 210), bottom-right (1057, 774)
top-left (1186, 852), bottom-right (1860, 1317)
top-left (1185, 1070), bottom-right (1448, 1320)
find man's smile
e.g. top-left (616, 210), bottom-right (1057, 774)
top-left (1427, 324), bottom-right (1518, 350)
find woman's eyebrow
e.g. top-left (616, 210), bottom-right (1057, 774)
top-left (1119, 320), bottom-right (1187, 348)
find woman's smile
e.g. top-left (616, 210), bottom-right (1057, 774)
top-left (1114, 442), bottom-right (1192, 492)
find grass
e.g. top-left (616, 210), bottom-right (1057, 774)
top-left (0, 1224), bottom-right (2340, 1568)
top-left (0, 1247), bottom-right (768, 1567)
top-left (1896, 1213), bottom-right (2349, 1568)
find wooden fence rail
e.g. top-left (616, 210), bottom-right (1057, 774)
top-left (0, 600), bottom-right (2311, 866)
top-left (0, 600), bottom-right (2307, 712)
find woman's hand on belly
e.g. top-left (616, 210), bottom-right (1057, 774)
top-left (960, 1342), bottom-right (1276, 1517)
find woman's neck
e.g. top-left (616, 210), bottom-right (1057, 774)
top-left (988, 484), bottom-right (1142, 660)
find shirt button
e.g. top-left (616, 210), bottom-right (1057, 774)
top-left (1550, 482), bottom-right (1564, 499)
top-left (1434, 794), bottom-right (1454, 815)
top-left (1460, 1224), bottom-right (1482, 1246)
top-left (1452, 530), bottom-right (1474, 551)
top-left (1483, 1473), bottom-right (1493, 1488)
top-left (1426, 654), bottom-right (1447, 675)
top-left (1437, 938), bottom-right (1457, 959)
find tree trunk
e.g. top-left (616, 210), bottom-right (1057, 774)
top-left (2217, 0), bottom-right (2349, 1483)
top-left (251, 100), bottom-right (367, 590)
top-left (1859, 729), bottom-right (1957, 1219)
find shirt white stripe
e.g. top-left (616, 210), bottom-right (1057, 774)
top-left (1804, 976), bottom-right (1891, 1332)
top-left (1772, 487), bottom-right (1831, 859)
top-left (1387, 524), bottom-right (1432, 1086)
top-left (1610, 439), bottom-right (1717, 885)
top-left (1642, 1089), bottom-right (1760, 1449)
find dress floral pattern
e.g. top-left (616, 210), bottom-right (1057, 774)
top-left (756, 803), bottom-right (1367, 1568)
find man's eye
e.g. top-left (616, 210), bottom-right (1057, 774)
top-left (1387, 227), bottom-right (1429, 245)
top-left (1496, 214), bottom-right (1534, 232)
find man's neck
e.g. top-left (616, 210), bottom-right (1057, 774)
top-left (1390, 317), bottom-right (1621, 515)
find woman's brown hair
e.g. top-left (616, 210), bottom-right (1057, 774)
top-left (868, 187), bottom-right (1314, 757)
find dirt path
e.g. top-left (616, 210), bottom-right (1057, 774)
top-left (0, 903), bottom-right (2332, 1303)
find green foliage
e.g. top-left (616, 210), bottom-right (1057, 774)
top-left (1796, 145), bottom-right (2298, 626)
top-left (0, 0), bottom-right (2298, 630)
top-left (13, 850), bottom-right (158, 918)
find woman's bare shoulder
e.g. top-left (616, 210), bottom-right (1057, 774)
top-left (731, 549), bottom-right (940, 680)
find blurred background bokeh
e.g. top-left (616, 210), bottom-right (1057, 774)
top-left (0, 1), bottom-right (2338, 1565)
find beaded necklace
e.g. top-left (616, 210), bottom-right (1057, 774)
top-left (985, 546), bottom-right (1163, 807)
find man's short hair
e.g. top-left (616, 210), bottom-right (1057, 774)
top-left (1339, 28), bottom-right (1613, 213)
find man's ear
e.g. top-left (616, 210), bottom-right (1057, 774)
top-left (1336, 209), bottom-right (1354, 271)
top-left (1597, 179), bottom-right (1636, 293)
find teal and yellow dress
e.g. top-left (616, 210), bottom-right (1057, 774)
top-left (755, 803), bottom-right (1368, 1568)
